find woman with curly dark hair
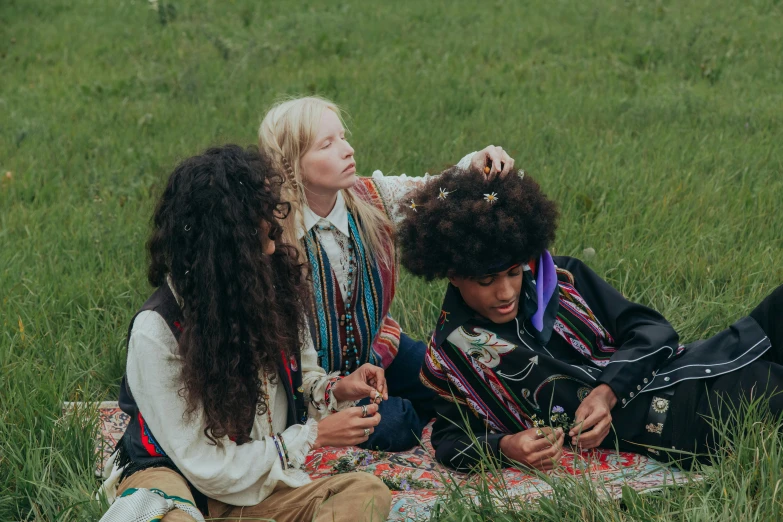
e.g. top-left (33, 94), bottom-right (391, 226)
top-left (99, 145), bottom-right (391, 522)
top-left (397, 166), bottom-right (783, 471)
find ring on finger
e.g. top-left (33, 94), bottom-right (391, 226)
top-left (364, 428), bottom-right (371, 437)
top-left (361, 404), bottom-right (368, 418)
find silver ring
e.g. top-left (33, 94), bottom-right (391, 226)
top-left (364, 428), bottom-right (371, 437)
top-left (361, 404), bottom-right (368, 418)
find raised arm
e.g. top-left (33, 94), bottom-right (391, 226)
top-left (369, 146), bottom-right (515, 223)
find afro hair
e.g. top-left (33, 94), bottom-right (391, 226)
top-left (397, 166), bottom-right (559, 280)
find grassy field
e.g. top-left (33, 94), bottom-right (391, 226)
top-left (2, 0), bottom-right (783, 520)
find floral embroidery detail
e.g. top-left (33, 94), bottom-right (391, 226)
top-left (652, 397), bottom-right (670, 414)
top-left (483, 192), bottom-right (498, 204)
top-left (577, 386), bottom-right (592, 402)
top-left (447, 327), bottom-right (515, 368)
top-left (646, 422), bottom-right (664, 435)
top-left (438, 310), bottom-right (450, 330)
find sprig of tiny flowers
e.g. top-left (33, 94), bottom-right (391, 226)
top-left (381, 474), bottom-right (433, 491)
top-left (549, 405), bottom-right (572, 431)
top-left (331, 451), bottom-right (433, 490)
top-left (332, 450), bottom-right (375, 473)
top-left (530, 406), bottom-right (573, 432)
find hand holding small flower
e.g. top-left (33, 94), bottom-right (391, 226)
top-left (469, 145), bottom-right (515, 180)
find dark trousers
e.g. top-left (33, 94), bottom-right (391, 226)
top-left (357, 333), bottom-right (438, 451)
top-left (750, 283), bottom-right (783, 363)
top-left (666, 284), bottom-right (783, 461)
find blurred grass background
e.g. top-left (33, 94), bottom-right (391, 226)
top-left (1, 0), bottom-right (782, 519)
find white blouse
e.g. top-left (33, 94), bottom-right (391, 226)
top-left (297, 152), bottom-right (476, 297)
top-left (100, 286), bottom-right (352, 506)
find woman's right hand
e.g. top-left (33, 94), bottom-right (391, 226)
top-left (313, 403), bottom-right (382, 448)
top-left (498, 427), bottom-right (564, 471)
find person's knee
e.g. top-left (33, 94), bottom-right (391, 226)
top-left (318, 473), bottom-right (391, 521)
top-left (360, 398), bottom-right (424, 451)
top-left (348, 474), bottom-right (392, 520)
top-left (361, 421), bottom-right (422, 451)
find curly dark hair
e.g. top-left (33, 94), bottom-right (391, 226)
top-left (397, 166), bottom-right (559, 279)
top-left (147, 144), bottom-right (307, 444)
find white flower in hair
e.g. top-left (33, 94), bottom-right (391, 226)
top-left (438, 187), bottom-right (452, 200)
top-left (409, 199), bottom-right (418, 212)
top-left (484, 192), bottom-right (499, 204)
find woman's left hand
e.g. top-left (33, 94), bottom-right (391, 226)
top-left (332, 363), bottom-right (388, 403)
top-left (470, 145), bottom-right (515, 180)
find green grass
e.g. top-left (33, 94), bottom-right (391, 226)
top-left (1, 0), bottom-right (782, 519)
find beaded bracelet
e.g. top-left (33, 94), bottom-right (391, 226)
top-left (324, 376), bottom-right (343, 413)
top-left (271, 435), bottom-right (287, 470)
top-left (276, 432), bottom-right (291, 468)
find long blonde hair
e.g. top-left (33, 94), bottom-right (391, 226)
top-left (259, 96), bottom-right (393, 269)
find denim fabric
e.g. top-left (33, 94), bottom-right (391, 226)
top-left (358, 333), bottom-right (438, 451)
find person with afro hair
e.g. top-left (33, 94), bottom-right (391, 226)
top-left (397, 166), bottom-right (783, 471)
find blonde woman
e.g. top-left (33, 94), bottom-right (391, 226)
top-left (259, 96), bottom-right (515, 450)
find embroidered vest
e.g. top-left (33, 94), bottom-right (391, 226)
top-left (305, 178), bottom-right (400, 372)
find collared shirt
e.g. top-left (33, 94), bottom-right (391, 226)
top-left (298, 191), bottom-right (355, 298)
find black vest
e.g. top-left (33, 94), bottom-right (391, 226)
top-left (114, 283), bottom-right (307, 506)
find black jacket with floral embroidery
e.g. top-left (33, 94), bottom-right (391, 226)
top-left (422, 256), bottom-right (770, 470)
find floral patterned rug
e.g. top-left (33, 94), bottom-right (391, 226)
top-left (70, 402), bottom-right (696, 521)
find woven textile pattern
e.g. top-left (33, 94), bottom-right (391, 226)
top-left (83, 402), bottom-right (695, 521)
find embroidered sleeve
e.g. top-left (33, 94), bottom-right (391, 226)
top-left (369, 151), bottom-right (476, 224)
top-left (300, 329), bottom-right (355, 419)
top-left (420, 342), bottom-right (471, 406)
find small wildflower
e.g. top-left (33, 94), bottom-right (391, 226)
top-left (409, 199), bottom-right (418, 212)
top-left (552, 405), bottom-right (565, 414)
top-left (438, 187), bottom-right (452, 200)
top-left (484, 192), bottom-right (498, 204)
